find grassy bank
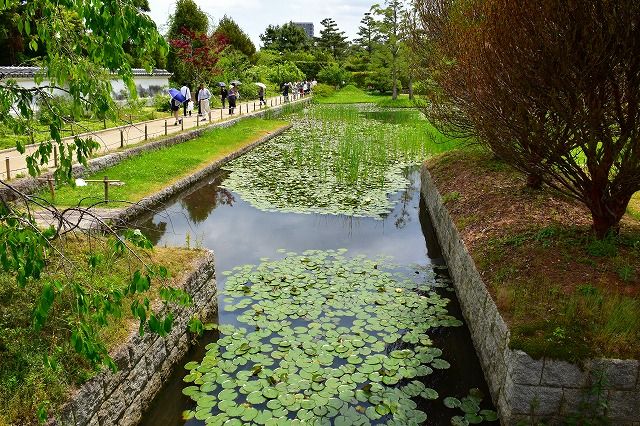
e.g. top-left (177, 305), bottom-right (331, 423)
top-left (42, 118), bottom-right (289, 207)
top-left (0, 241), bottom-right (202, 426)
top-left (427, 147), bottom-right (640, 361)
top-left (313, 85), bottom-right (425, 108)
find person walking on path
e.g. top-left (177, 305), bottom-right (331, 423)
top-left (197, 83), bottom-right (211, 121)
top-left (227, 84), bottom-right (238, 115)
top-left (170, 97), bottom-right (182, 125)
top-left (220, 86), bottom-right (228, 109)
top-left (258, 85), bottom-right (266, 106)
top-left (180, 84), bottom-right (191, 117)
top-left (282, 83), bottom-right (289, 102)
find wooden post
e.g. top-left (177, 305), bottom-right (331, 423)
top-left (239, 104), bottom-right (242, 114)
top-left (197, 115), bottom-right (199, 127)
top-left (103, 176), bottom-right (109, 202)
top-left (208, 111), bottom-right (212, 122)
top-left (165, 120), bottom-right (168, 135)
top-left (144, 124), bottom-right (148, 140)
top-left (181, 119), bottom-right (184, 131)
top-left (221, 109), bottom-right (223, 120)
top-left (4, 157), bottom-right (9, 180)
top-left (103, 118), bottom-right (107, 129)
top-left (254, 102), bottom-right (256, 111)
top-left (53, 145), bottom-right (58, 167)
top-left (47, 178), bottom-right (55, 201)
top-left (120, 130), bottom-right (124, 148)
top-left (270, 99), bottom-right (273, 107)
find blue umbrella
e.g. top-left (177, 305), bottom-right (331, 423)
top-left (168, 88), bottom-right (187, 103)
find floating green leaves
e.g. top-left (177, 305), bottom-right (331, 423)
top-left (444, 388), bottom-right (498, 425)
top-left (182, 249), bottom-right (465, 425)
top-left (222, 105), bottom-right (453, 218)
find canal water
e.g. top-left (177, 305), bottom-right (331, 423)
top-left (136, 164), bottom-right (493, 425)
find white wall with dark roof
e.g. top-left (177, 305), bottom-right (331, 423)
top-left (0, 66), bottom-right (171, 101)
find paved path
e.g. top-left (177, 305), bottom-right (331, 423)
top-left (1, 93), bottom-right (308, 180)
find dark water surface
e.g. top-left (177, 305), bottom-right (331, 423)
top-left (138, 168), bottom-right (493, 425)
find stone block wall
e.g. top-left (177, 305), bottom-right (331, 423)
top-left (420, 164), bottom-right (640, 425)
top-left (50, 250), bottom-right (217, 426)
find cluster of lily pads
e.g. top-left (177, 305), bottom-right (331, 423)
top-left (181, 249), bottom-right (466, 425)
top-left (222, 105), bottom-right (453, 218)
top-left (444, 389), bottom-right (498, 425)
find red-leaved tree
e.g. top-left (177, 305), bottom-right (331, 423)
top-left (169, 27), bottom-right (228, 86)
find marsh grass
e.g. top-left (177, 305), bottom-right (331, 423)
top-left (223, 104), bottom-right (459, 217)
top-left (297, 105), bottom-right (456, 188)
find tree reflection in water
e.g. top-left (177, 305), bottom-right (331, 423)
top-left (180, 171), bottom-right (235, 224)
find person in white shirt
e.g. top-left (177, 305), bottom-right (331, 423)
top-left (197, 83), bottom-right (211, 121)
top-left (180, 84), bottom-right (191, 117)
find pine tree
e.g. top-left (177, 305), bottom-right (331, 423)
top-left (354, 12), bottom-right (380, 57)
top-left (317, 18), bottom-right (349, 60)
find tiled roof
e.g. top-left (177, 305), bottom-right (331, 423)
top-left (0, 66), bottom-right (171, 78)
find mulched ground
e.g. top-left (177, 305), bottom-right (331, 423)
top-left (426, 147), bottom-right (640, 360)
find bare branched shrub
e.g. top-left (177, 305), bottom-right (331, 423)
top-left (412, 0), bottom-right (640, 237)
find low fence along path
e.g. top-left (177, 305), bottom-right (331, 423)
top-left (0, 93), bottom-right (308, 180)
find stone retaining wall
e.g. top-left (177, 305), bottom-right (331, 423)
top-left (1, 98), bottom-right (310, 202)
top-left (420, 164), bottom-right (640, 425)
top-left (50, 250), bottom-right (217, 426)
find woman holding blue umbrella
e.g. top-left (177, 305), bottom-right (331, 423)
top-left (168, 88), bottom-right (186, 125)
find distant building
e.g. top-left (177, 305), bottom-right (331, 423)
top-left (0, 66), bottom-right (172, 101)
top-left (293, 22), bottom-right (314, 38)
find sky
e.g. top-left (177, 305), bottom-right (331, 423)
top-left (146, 0), bottom-right (374, 49)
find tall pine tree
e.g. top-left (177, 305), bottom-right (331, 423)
top-left (317, 18), bottom-right (349, 60)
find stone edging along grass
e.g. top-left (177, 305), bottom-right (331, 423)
top-left (103, 123), bottom-right (292, 229)
top-left (420, 164), bottom-right (640, 425)
top-left (49, 250), bottom-right (216, 426)
top-left (1, 98), bottom-right (311, 202)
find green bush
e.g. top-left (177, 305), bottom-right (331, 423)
top-left (311, 83), bottom-right (335, 98)
top-left (153, 93), bottom-right (171, 112)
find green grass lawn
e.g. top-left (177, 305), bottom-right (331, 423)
top-left (0, 107), bottom-right (171, 150)
top-left (314, 85), bottom-right (382, 104)
top-left (43, 118), bottom-right (289, 207)
top-left (629, 192), bottom-right (640, 220)
top-left (314, 85), bottom-right (426, 108)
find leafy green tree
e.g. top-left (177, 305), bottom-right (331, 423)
top-left (0, 0), bottom-right (189, 376)
top-left (317, 63), bottom-right (351, 88)
top-left (166, 0), bottom-right (209, 80)
top-left (316, 18), bottom-right (349, 60)
top-left (214, 15), bottom-right (257, 60)
top-left (260, 22), bottom-right (311, 52)
top-left (267, 61), bottom-right (305, 87)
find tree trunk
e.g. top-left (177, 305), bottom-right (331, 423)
top-left (588, 192), bottom-right (632, 239)
top-left (526, 172), bottom-right (543, 189)
top-left (408, 74), bottom-right (414, 100)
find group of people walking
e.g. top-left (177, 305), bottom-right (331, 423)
top-left (171, 83), bottom-right (211, 126)
top-left (170, 80), bottom-right (312, 126)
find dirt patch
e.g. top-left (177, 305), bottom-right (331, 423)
top-left (427, 147), bottom-right (640, 361)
